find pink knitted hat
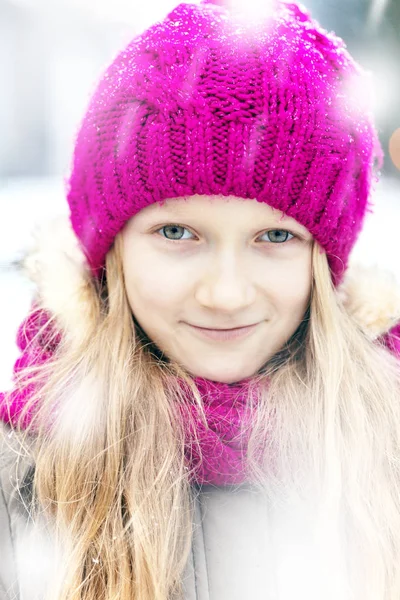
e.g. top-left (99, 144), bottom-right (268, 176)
top-left (67, 0), bottom-right (382, 285)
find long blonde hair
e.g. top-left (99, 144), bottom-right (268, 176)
top-left (6, 233), bottom-right (400, 600)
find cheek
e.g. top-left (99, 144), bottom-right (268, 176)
top-left (267, 254), bottom-right (312, 316)
top-left (123, 249), bottom-right (188, 315)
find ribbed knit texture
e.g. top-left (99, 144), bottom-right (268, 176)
top-left (67, 0), bottom-right (383, 286)
top-left (180, 375), bottom-right (259, 486)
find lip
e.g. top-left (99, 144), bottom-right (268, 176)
top-left (185, 322), bottom-right (259, 341)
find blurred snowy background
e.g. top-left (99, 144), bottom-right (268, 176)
top-left (0, 0), bottom-right (399, 390)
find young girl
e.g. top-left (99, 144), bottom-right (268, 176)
top-left (1, 1), bottom-right (400, 599)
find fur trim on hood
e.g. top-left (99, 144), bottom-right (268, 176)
top-left (22, 216), bottom-right (98, 344)
top-left (21, 216), bottom-right (400, 343)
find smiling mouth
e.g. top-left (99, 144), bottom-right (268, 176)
top-left (185, 322), bottom-right (259, 341)
top-left (189, 322), bottom-right (259, 331)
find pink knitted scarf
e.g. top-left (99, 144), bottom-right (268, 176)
top-left (0, 308), bottom-right (260, 486)
top-left (182, 375), bottom-right (259, 486)
top-left (3, 307), bottom-right (400, 486)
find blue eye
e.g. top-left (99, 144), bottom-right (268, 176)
top-left (260, 230), bottom-right (294, 243)
top-left (157, 225), bottom-right (194, 240)
top-left (155, 226), bottom-right (295, 243)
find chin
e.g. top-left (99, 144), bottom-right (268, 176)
top-left (186, 361), bottom-right (257, 384)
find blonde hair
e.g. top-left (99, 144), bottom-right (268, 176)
top-left (7, 237), bottom-right (400, 600)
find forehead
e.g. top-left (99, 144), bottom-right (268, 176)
top-left (135, 194), bottom-right (310, 233)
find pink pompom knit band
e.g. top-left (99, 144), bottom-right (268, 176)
top-left (66, 0), bottom-right (383, 286)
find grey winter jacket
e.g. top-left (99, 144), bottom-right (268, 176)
top-left (1, 421), bottom-right (293, 600)
top-left (0, 420), bottom-right (344, 600)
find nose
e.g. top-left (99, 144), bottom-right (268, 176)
top-left (194, 250), bottom-right (256, 312)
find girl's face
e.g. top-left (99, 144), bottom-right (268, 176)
top-left (121, 195), bottom-right (313, 384)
